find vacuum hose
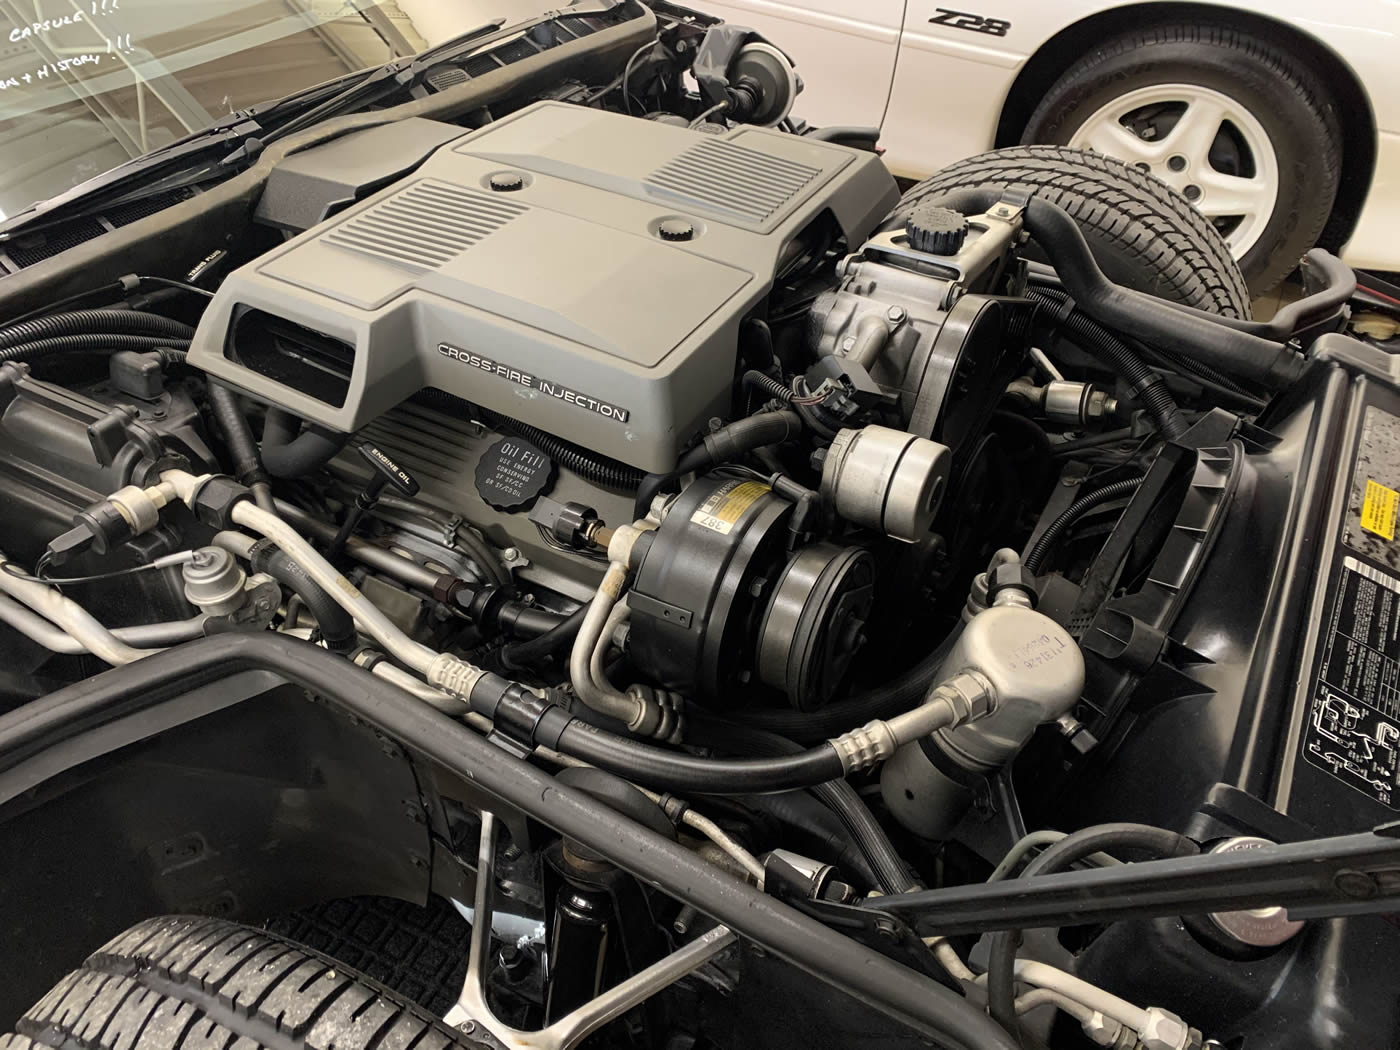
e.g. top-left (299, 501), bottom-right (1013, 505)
top-left (1028, 286), bottom-right (1189, 440)
top-left (0, 307), bottom-right (193, 348)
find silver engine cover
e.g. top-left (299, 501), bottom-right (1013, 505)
top-left (188, 101), bottom-right (897, 472)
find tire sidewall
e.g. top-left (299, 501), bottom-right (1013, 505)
top-left (1024, 35), bottom-right (1339, 291)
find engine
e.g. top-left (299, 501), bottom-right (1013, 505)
top-left (189, 102), bottom-right (897, 472)
top-left (0, 18), bottom-right (1395, 1049)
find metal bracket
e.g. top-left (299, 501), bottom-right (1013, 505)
top-left (444, 811), bottom-right (736, 1050)
top-left (866, 826), bottom-right (1400, 936)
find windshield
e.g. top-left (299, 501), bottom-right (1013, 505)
top-left (0, 0), bottom-right (556, 219)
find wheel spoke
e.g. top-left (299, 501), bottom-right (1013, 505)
top-left (1159, 96), bottom-right (1226, 165)
top-left (1074, 116), bottom-right (1160, 166)
top-left (1194, 170), bottom-right (1271, 218)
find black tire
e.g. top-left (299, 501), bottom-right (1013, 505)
top-left (1021, 23), bottom-right (1342, 294)
top-left (1, 916), bottom-right (485, 1050)
top-left (887, 145), bottom-right (1251, 318)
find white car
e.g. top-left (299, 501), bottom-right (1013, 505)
top-left (694, 0), bottom-right (1400, 291)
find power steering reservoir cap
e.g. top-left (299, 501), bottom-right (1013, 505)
top-left (905, 201), bottom-right (968, 255)
top-left (475, 436), bottom-right (556, 512)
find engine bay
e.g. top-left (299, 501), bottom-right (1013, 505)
top-left (1, 4), bottom-right (1398, 1050)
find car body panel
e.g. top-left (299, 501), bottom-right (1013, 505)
top-left (695, 0), bottom-right (1400, 267)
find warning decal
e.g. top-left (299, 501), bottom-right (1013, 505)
top-left (1361, 479), bottom-right (1399, 541)
top-left (690, 480), bottom-right (770, 535)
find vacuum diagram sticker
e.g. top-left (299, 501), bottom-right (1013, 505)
top-left (1362, 479), bottom-right (1399, 541)
top-left (1303, 556), bottom-right (1400, 809)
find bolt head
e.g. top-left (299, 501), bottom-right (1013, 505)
top-left (886, 305), bottom-right (907, 323)
top-left (502, 547), bottom-right (520, 561)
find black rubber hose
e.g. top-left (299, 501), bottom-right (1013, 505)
top-left (1028, 287), bottom-right (1188, 440)
top-left (697, 717), bottom-right (918, 893)
top-left (1028, 248), bottom-right (1354, 342)
top-left (926, 188), bottom-right (1305, 387)
top-left (731, 628), bottom-right (962, 744)
top-left (259, 408), bottom-right (350, 479)
top-left (633, 408), bottom-right (803, 517)
top-left (206, 383), bottom-right (277, 513)
top-left (249, 545), bottom-right (355, 652)
top-left (1022, 478), bottom-right (1141, 575)
top-left (634, 444), bottom-right (709, 519)
top-left (498, 604), bottom-right (587, 671)
top-left (0, 307), bottom-right (194, 348)
top-left (496, 603), bottom-right (570, 638)
top-left (984, 823), bottom-right (1199, 1038)
top-left (553, 718), bottom-right (844, 795)
top-left (742, 369), bottom-right (795, 405)
top-left (1, 632), bottom-right (1018, 1050)
top-left (740, 788), bottom-right (882, 891)
top-left (1153, 248), bottom-right (1355, 339)
top-left (0, 333), bottom-right (191, 362)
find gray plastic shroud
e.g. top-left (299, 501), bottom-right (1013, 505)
top-left (187, 101), bottom-right (898, 472)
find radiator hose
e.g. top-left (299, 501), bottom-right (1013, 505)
top-left (246, 541), bottom-right (356, 652)
top-left (919, 188), bottom-right (1307, 387)
top-left (206, 383), bottom-right (277, 513)
top-left (260, 408), bottom-right (350, 479)
top-left (633, 408), bottom-right (802, 517)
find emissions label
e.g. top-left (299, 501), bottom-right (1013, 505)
top-left (1362, 479), bottom-right (1399, 541)
top-left (690, 480), bottom-right (769, 535)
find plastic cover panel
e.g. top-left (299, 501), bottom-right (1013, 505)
top-left (646, 138), bottom-right (822, 226)
top-left (188, 102), bottom-right (900, 472)
top-left (324, 179), bottom-right (527, 270)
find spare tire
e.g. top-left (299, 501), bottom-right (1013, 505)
top-left (1, 916), bottom-right (485, 1050)
top-left (884, 145), bottom-right (1252, 319)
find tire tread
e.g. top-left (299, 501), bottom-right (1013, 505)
top-left (6, 919), bottom-right (482, 1050)
top-left (1019, 21), bottom-right (1342, 293)
top-left (888, 145), bottom-right (1251, 317)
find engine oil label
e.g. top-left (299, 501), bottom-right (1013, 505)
top-left (1362, 479), bottom-right (1399, 541)
top-left (690, 480), bottom-right (769, 534)
top-left (1303, 558), bottom-right (1400, 809)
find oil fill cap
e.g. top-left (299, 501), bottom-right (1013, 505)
top-left (475, 436), bottom-right (555, 512)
